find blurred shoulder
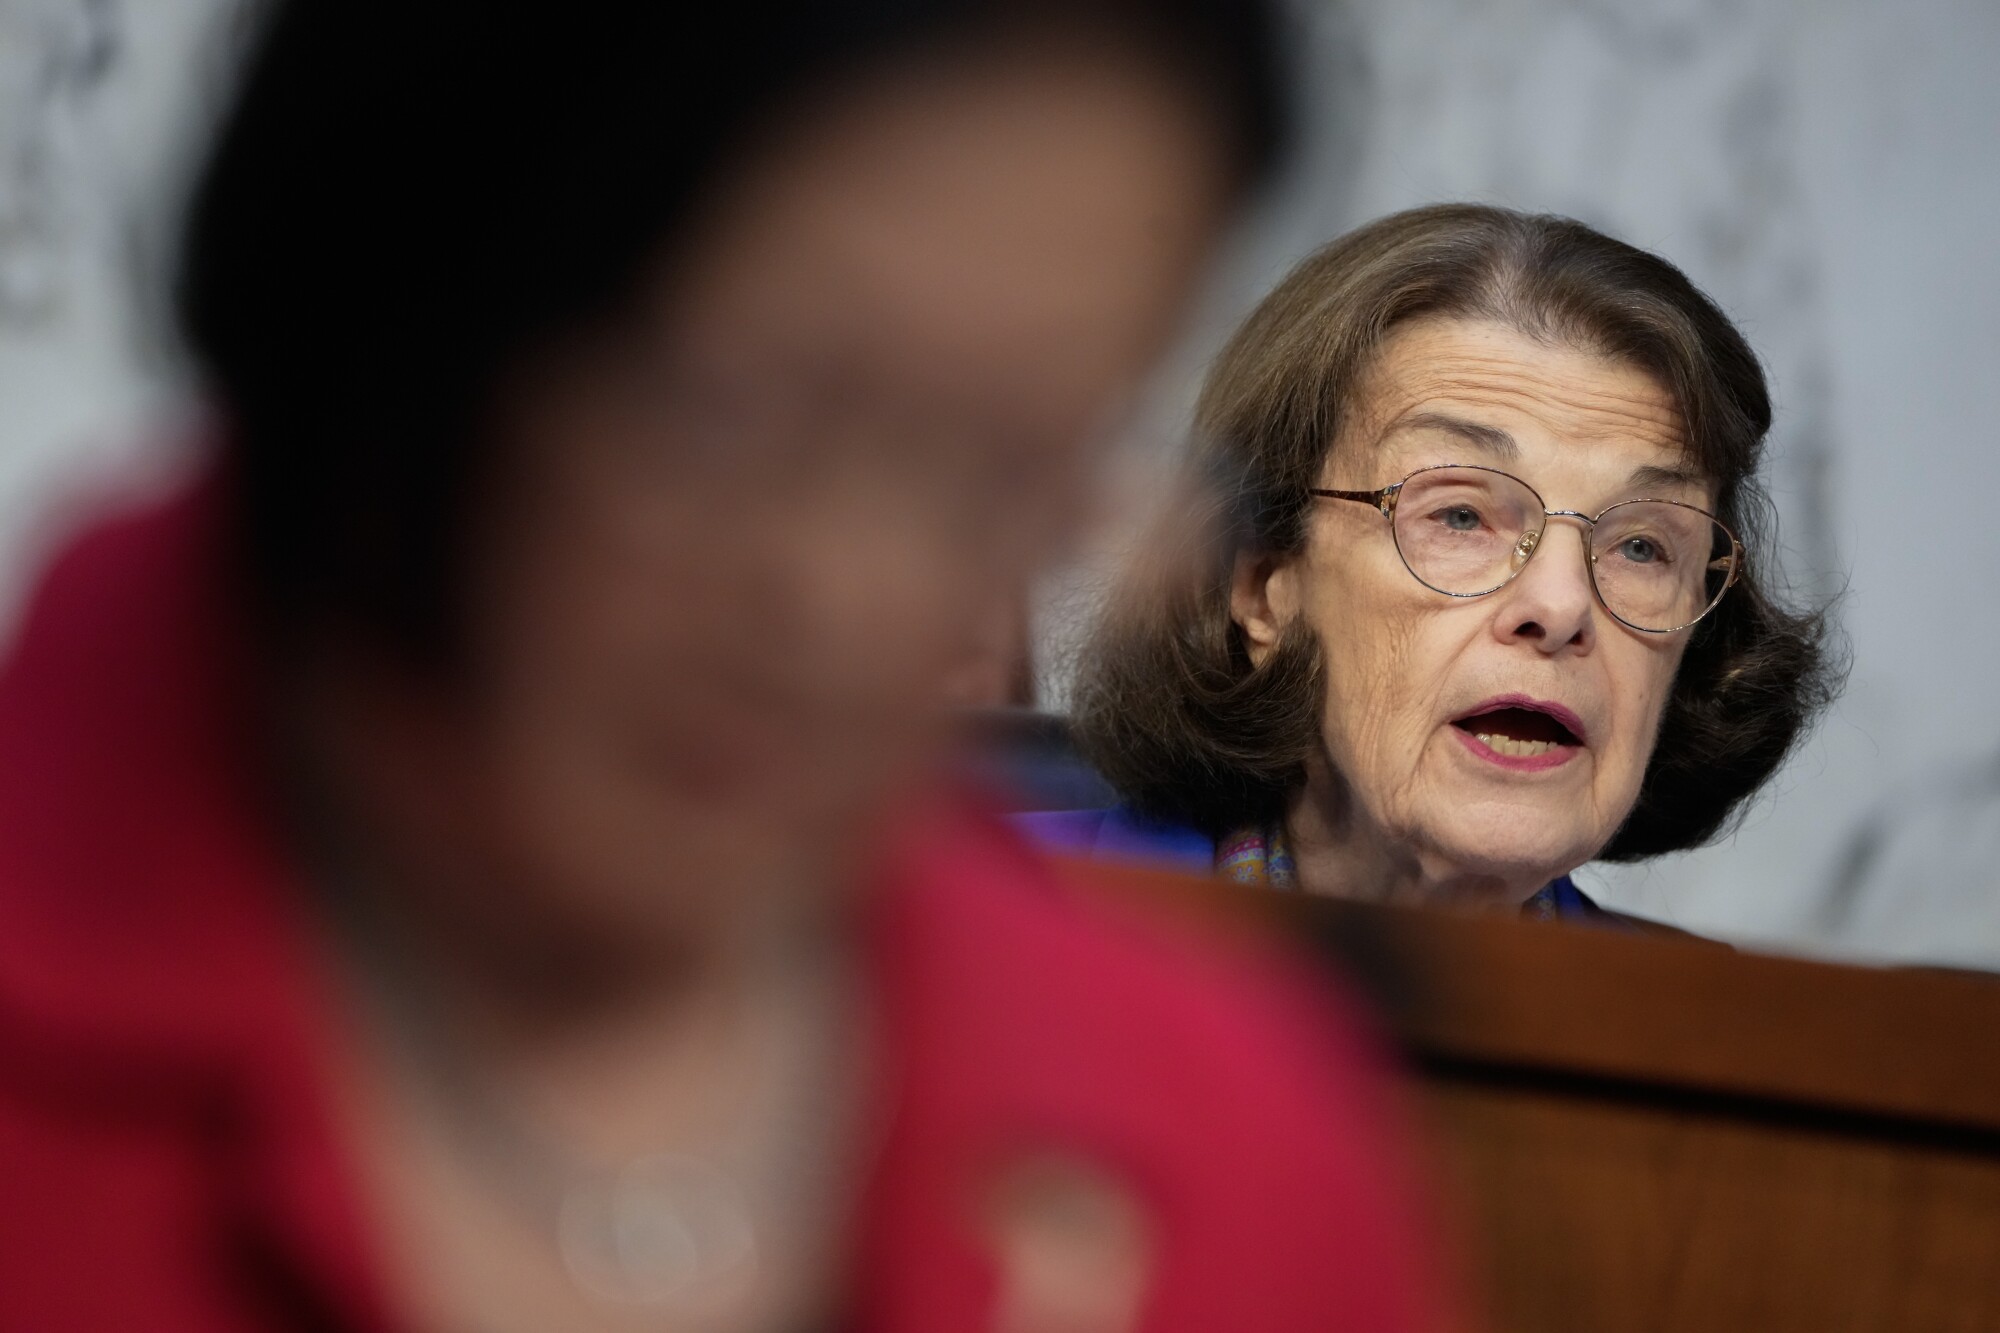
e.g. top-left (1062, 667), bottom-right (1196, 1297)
top-left (1007, 803), bottom-right (1216, 874)
top-left (864, 803), bottom-right (1456, 1328)
top-left (875, 801), bottom-right (1419, 1157)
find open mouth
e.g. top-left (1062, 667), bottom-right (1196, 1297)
top-left (1450, 702), bottom-right (1584, 759)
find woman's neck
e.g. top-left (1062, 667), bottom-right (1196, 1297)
top-left (285, 660), bottom-right (836, 1083)
top-left (1279, 770), bottom-right (1542, 913)
top-left (319, 844), bottom-right (862, 1332)
top-left (330, 834), bottom-right (840, 1120)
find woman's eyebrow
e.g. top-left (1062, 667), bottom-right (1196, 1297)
top-left (1627, 462), bottom-right (1710, 493)
top-left (1387, 414), bottom-right (1710, 494)
top-left (1387, 411), bottom-right (1519, 459)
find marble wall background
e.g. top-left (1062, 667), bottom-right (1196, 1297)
top-left (0, 0), bottom-right (237, 612)
top-left (4, 0), bottom-right (1998, 962)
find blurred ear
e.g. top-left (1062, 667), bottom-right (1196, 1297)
top-left (1228, 549), bottom-right (1297, 667)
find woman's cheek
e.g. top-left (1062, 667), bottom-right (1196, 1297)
top-left (1339, 629), bottom-right (1427, 784)
top-left (1605, 672), bottom-right (1672, 807)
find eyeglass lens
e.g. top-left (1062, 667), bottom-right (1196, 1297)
top-left (1391, 467), bottom-right (1732, 632)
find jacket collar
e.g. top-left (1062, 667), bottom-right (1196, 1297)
top-left (0, 470), bottom-right (394, 1329)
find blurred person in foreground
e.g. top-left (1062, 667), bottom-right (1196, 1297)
top-left (1031, 205), bottom-right (1838, 924)
top-left (0, 2), bottom-right (1460, 1331)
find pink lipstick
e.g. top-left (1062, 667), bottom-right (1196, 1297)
top-left (1448, 694), bottom-right (1586, 772)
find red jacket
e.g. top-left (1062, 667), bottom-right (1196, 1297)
top-left (0, 481), bottom-right (1454, 1331)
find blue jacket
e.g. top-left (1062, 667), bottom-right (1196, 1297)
top-left (1014, 806), bottom-right (1607, 921)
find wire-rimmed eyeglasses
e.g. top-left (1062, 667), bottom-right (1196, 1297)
top-left (1311, 464), bottom-right (1743, 634)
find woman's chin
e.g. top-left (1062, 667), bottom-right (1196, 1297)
top-left (1413, 807), bottom-right (1604, 893)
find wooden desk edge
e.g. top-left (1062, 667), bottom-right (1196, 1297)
top-left (1059, 857), bottom-right (2000, 1140)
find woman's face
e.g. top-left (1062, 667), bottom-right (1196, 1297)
top-left (1235, 318), bottom-right (1707, 894)
top-left (384, 46), bottom-right (1230, 935)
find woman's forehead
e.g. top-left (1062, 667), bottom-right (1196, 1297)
top-left (1342, 318), bottom-right (1700, 488)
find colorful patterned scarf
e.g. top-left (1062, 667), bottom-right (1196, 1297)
top-left (1216, 824), bottom-right (1297, 890)
top-left (1217, 823), bottom-right (1570, 918)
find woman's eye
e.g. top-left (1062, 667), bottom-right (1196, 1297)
top-left (1615, 535), bottom-right (1665, 564)
top-left (1438, 505), bottom-right (1483, 532)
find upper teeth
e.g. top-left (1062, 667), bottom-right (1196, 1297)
top-left (1477, 733), bottom-right (1559, 757)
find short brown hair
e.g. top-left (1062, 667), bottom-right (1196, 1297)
top-left (1072, 203), bottom-right (1840, 860)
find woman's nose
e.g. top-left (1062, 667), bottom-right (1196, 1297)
top-left (1492, 519), bottom-right (1597, 654)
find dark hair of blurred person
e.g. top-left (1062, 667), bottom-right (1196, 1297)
top-left (0, 3), bottom-right (1461, 1331)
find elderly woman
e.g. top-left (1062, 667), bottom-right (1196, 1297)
top-left (1039, 204), bottom-right (1837, 920)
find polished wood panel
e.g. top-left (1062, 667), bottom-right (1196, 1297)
top-left (1067, 860), bottom-right (2000, 1332)
top-left (1427, 1073), bottom-right (2000, 1331)
top-left (1325, 900), bottom-right (2000, 1332)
